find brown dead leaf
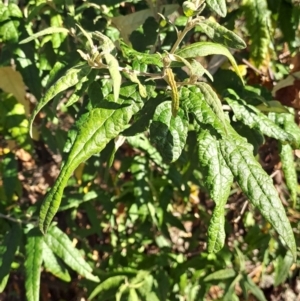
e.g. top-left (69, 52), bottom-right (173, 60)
top-left (290, 52), bottom-right (300, 73)
top-left (272, 71), bottom-right (300, 109)
top-left (111, 4), bottom-right (179, 44)
top-left (0, 66), bottom-right (30, 115)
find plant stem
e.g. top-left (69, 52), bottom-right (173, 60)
top-left (170, 18), bottom-right (194, 54)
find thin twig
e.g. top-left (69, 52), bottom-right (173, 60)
top-left (241, 58), bottom-right (263, 75)
top-left (0, 212), bottom-right (37, 225)
top-left (234, 200), bottom-right (249, 223)
top-left (270, 169), bottom-right (280, 178)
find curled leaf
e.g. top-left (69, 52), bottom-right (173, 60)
top-left (176, 42), bottom-right (243, 83)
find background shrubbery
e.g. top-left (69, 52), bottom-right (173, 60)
top-left (0, 0), bottom-right (300, 300)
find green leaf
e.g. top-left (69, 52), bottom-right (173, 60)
top-left (207, 205), bottom-right (226, 253)
top-left (190, 59), bottom-right (213, 81)
top-left (274, 251), bottom-right (294, 286)
top-left (24, 228), bottom-right (44, 301)
top-left (93, 31), bottom-right (116, 53)
top-left (225, 94), bottom-right (293, 143)
top-left (19, 27), bottom-right (70, 44)
top-left (197, 20), bottom-right (246, 49)
top-left (149, 101), bottom-right (189, 163)
top-left (182, 1), bottom-right (198, 17)
top-left (42, 242), bottom-right (71, 282)
top-left (89, 275), bottom-right (127, 300)
top-left (279, 143), bottom-right (297, 206)
top-left (39, 84), bottom-right (143, 233)
top-left (64, 78), bottom-right (90, 108)
top-left (105, 53), bottom-right (122, 102)
top-left (50, 14), bottom-right (67, 49)
top-left (129, 288), bottom-right (139, 301)
top-left (269, 111), bottom-right (300, 149)
top-left (127, 134), bottom-right (166, 169)
top-left (0, 224), bottom-right (22, 293)
top-left (123, 71), bottom-right (147, 98)
top-left (0, 274), bottom-right (8, 294)
top-left (278, 0), bottom-right (296, 48)
top-left (44, 226), bottom-right (99, 282)
top-left (119, 40), bottom-right (163, 67)
top-left (242, 0), bottom-right (271, 67)
top-left (232, 120), bottom-right (264, 155)
top-left (204, 268), bottom-right (236, 282)
top-left (206, 0), bottom-right (227, 17)
top-left (29, 63), bottom-right (91, 136)
top-left (59, 190), bottom-right (102, 211)
top-left (2, 152), bottom-right (19, 200)
top-left (15, 45), bottom-right (42, 100)
top-left (175, 42), bottom-right (243, 82)
top-left (64, 70), bottom-right (98, 108)
top-left (0, 3), bottom-right (22, 43)
top-left (181, 86), bottom-right (226, 137)
top-left (243, 274), bottom-right (267, 301)
top-left (197, 130), bottom-right (233, 252)
top-left (256, 101), bottom-right (290, 114)
top-left (26, 2), bottom-right (47, 22)
top-left (196, 82), bottom-right (227, 133)
top-left (219, 137), bottom-right (297, 260)
top-left (123, 95), bottom-right (164, 137)
top-left (223, 274), bottom-right (242, 301)
top-left (116, 282), bottom-right (128, 301)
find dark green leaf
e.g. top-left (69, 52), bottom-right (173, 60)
top-left (29, 63), bottom-right (91, 136)
top-left (127, 134), bottom-right (166, 169)
top-left (206, 0), bottom-right (227, 17)
top-left (197, 82), bottom-right (227, 133)
top-left (0, 3), bottom-right (22, 43)
top-left (42, 242), bottom-right (71, 282)
top-left (175, 42), bottom-right (242, 81)
top-left (181, 86), bottom-right (226, 136)
top-left (243, 0), bottom-right (271, 67)
top-left (279, 143), bottom-right (297, 205)
top-left (19, 27), bottom-right (69, 44)
top-left (89, 276), bottom-right (126, 300)
top-left (204, 268), bottom-right (236, 282)
top-left (225, 94), bottom-right (293, 143)
top-left (119, 40), bottom-right (163, 67)
top-left (39, 84), bottom-right (143, 233)
top-left (274, 251), bottom-right (294, 286)
top-left (269, 111), bottom-right (300, 149)
top-left (24, 228), bottom-right (44, 301)
top-left (220, 136), bottom-right (297, 260)
top-left (150, 102), bottom-right (189, 163)
top-left (197, 130), bottom-right (233, 252)
top-left (197, 20), bottom-right (246, 49)
top-left (278, 1), bottom-right (296, 47)
top-left (0, 224), bottom-right (22, 293)
top-left (44, 226), bottom-right (99, 282)
top-left (243, 274), bottom-right (267, 301)
top-left (2, 152), bottom-right (19, 200)
top-left (232, 120), bottom-right (264, 155)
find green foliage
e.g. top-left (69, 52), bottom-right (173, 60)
top-left (243, 0), bottom-right (272, 67)
top-left (1, 0), bottom-right (300, 300)
top-left (25, 228), bottom-right (43, 301)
